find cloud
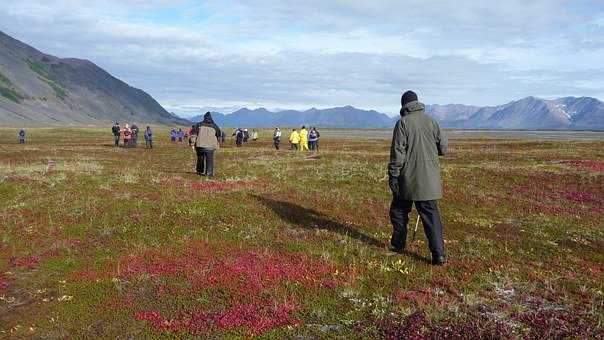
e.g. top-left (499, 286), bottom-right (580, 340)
top-left (0, 0), bottom-right (602, 114)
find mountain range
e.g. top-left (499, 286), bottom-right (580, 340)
top-left (0, 31), bottom-right (185, 125)
top-left (191, 96), bottom-right (604, 130)
top-left (1, 31), bottom-right (602, 130)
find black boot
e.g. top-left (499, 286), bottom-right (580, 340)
top-left (431, 255), bottom-right (445, 266)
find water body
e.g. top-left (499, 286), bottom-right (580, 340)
top-left (320, 129), bottom-right (604, 141)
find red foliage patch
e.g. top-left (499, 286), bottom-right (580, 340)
top-left (0, 275), bottom-right (9, 291)
top-left (561, 160), bottom-right (604, 173)
top-left (76, 242), bottom-right (344, 336)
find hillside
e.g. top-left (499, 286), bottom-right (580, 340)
top-left (0, 31), bottom-right (186, 125)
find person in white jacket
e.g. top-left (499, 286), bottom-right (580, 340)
top-left (273, 127), bottom-right (281, 150)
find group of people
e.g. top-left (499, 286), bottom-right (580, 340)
top-left (169, 128), bottom-right (186, 143)
top-left (106, 91), bottom-right (448, 266)
top-left (232, 128), bottom-right (258, 147)
top-left (286, 126), bottom-right (320, 151)
top-left (112, 121), bottom-right (153, 148)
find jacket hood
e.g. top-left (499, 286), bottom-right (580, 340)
top-left (400, 100), bottom-right (425, 116)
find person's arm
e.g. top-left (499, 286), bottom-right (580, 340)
top-left (388, 120), bottom-right (407, 178)
top-left (434, 121), bottom-right (448, 156)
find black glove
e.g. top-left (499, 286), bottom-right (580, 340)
top-left (389, 176), bottom-right (399, 197)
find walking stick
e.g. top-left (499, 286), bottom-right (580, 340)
top-left (412, 215), bottom-right (420, 243)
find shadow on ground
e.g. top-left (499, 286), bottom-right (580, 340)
top-left (254, 195), bottom-right (432, 264)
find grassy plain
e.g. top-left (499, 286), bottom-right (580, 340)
top-left (0, 127), bottom-right (602, 338)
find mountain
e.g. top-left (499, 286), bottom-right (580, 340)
top-left (453, 96), bottom-right (604, 130)
top-left (192, 106), bottom-right (394, 128)
top-left (0, 31), bottom-right (186, 125)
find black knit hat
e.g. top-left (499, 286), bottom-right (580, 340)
top-left (401, 90), bottom-right (418, 107)
top-left (204, 111), bottom-right (212, 119)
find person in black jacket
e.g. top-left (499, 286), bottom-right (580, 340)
top-left (112, 122), bottom-right (120, 146)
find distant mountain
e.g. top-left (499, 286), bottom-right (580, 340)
top-left (192, 106), bottom-right (394, 128)
top-left (453, 96), bottom-right (604, 130)
top-left (188, 97), bottom-right (603, 130)
top-left (0, 31), bottom-right (186, 125)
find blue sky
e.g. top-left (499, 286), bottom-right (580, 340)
top-left (1, 0), bottom-right (603, 116)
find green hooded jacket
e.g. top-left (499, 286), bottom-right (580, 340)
top-left (388, 100), bottom-right (448, 201)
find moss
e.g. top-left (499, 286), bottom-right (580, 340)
top-left (26, 58), bottom-right (56, 81)
top-left (0, 86), bottom-right (24, 103)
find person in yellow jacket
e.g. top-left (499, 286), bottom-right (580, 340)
top-left (299, 126), bottom-right (309, 151)
top-left (289, 129), bottom-right (300, 150)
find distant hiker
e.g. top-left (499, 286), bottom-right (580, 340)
top-left (144, 126), bottom-right (153, 149)
top-left (112, 122), bottom-right (120, 147)
top-left (194, 112), bottom-right (221, 178)
top-left (388, 90), bottom-right (448, 266)
top-left (170, 128), bottom-right (177, 142)
top-left (243, 129), bottom-right (250, 143)
top-left (289, 129), bottom-right (300, 150)
top-left (233, 128), bottom-right (244, 147)
top-left (189, 124), bottom-right (199, 146)
top-left (18, 129), bottom-right (25, 144)
top-left (273, 127), bottom-right (281, 150)
top-left (123, 124), bottom-right (132, 148)
top-left (299, 126), bottom-right (309, 151)
top-left (308, 127), bottom-right (318, 151)
top-left (220, 130), bottom-right (226, 144)
top-left (177, 128), bottom-right (184, 143)
top-left (251, 129), bottom-right (259, 141)
top-left (131, 123), bottom-right (140, 147)
top-left (314, 127), bottom-right (321, 150)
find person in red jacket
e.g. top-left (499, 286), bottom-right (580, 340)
top-left (123, 123), bottom-right (132, 148)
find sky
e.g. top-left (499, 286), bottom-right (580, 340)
top-left (1, 0), bottom-right (603, 117)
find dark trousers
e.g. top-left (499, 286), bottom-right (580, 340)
top-left (196, 147), bottom-right (215, 175)
top-left (309, 141), bottom-right (317, 150)
top-left (145, 140), bottom-right (152, 148)
top-left (274, 138), bottom-right (280, 150)
top-left (291, 143), bottom-right (299, 150)
top-left (390, 199), bottom-right (444, 257)
top-left (114, 135), bottom-right (119, 146)
top-left (19, 139), bottom-right (25, 144)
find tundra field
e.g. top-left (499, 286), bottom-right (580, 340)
top-left (0, 127), bottom-right (602, 338)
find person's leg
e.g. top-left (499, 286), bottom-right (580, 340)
top-left (150, 140), bottom-right (153, 149)
top-left (415, 200), bottom-right (445, 259)
top-left (389, 198), bottom-right (413, 251)
top-left (205, 150), bottom-right (215, 177)
top-left (196, 147), bottom-right (205, 175)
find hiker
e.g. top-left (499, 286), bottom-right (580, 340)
top-left (177, 128), bottom-right (184, 144)
top-left (308, 127), bottom-right (318, 151)
top-left (233, 128), bottom-right (244, 147)
top-left (123, 123), bottom-right (132, 148)
top-left (188, 124), bottom-right (199, 146)
top-left (144, 126), bottom-right (153, 149)
top-left (289, 128), bottom-right (300, 150)
top-left (314, 127), bottom-right (321, 150)
top-left (220, 130), bottom-right (226, 144)
top-left (299, 126), bottom-right (309, 151)
top-left (243, 129), bottom-right (249, 143)
top-left (273, 127), bottom-right (281, 150)
top-left (194, 112), bottom-right (221, 178)
top-left (251, 129), bottom-right (259, 141)
top-left (131, 123), bottom-right (140, 147)
top-left (170, 128), bottom-right (177, 142)
top-left (18, 129), bottom-right (25, 144)
top-left (387, 90), bottom-right (448, 266)
top-left (112, 122), bottom-right (120, 146)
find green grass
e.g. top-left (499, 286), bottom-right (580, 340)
top-left (25, 58), bottom-right (67, 100)
top-left (0, 127), bottom-right (602, 338)
top-left (0, 86), bottom-right (25, 103)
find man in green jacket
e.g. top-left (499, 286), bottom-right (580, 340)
top-left (388, 90), bottom-right (448, 265)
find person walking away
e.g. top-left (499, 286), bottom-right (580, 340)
top-left (308, 127), bottom-right (318, 151)
top-left (243, 129), bottom-right (249, 143)
top-left (112, 122), bottom-right (121, 146)
top-left (299, 126), bottom-right (309, 151)
top-left (289, 129), bottom-right (300, 151)
top-left (18, 129), bottom-right (26, 144)
top-left (234, 128), bottom-right (244, 147)
top-left (131, 123), bottom-right (140, 147)
top-left (144, 126), bottom-right (153, 149)
top-left (314, 127), bottom-right (321, 150)
top-left (388, 90), bottom-right (448, 266)
top-left (220, 130), bottom-right (226, 144)
top-left (170, 128), bottom-right (177, 142)
top-left (251, 129), bottom-right (259, 141)
top-left (123, 124), bottom-right (132, 148)
top-left (195, 112), bottom-right (221, 178)
top-left (177, 128), bottom-right (184, 144)
top-left (273, 127), bottom-right (281, 150)
top-left (188, 124), bottom-right (199, 146)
